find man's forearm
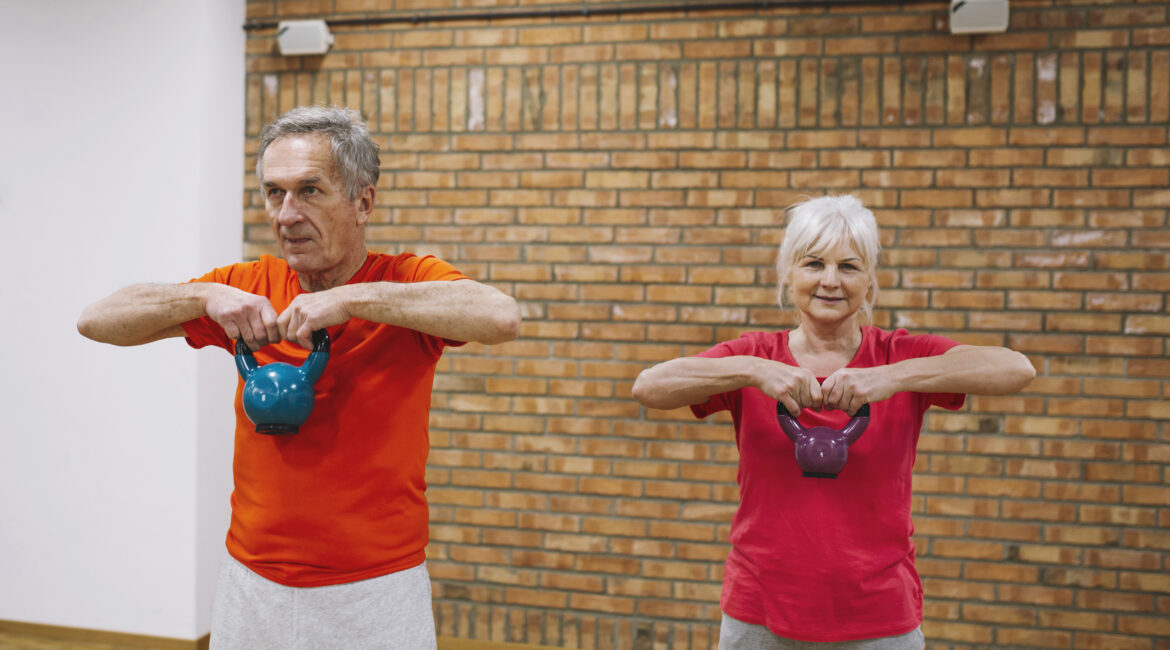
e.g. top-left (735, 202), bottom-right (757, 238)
top-left (77, 283), bottom-right (212, 346)
top-left (337, 279), bottom-right (520, 345)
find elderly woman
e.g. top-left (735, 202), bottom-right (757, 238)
top-left (632, 195), bottom-right (1035, 650)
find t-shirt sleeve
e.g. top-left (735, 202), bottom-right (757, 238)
top-left (400, 254), bottom-right (469, 284)
top-left (890, 332), bottom-right (966, 411)
top-left (688, 336), bottom-right (756, 420)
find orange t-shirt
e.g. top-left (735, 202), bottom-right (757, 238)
top-left (181, 252), bottom-right (467, 587)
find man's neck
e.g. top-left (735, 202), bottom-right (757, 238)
top-left (298, 250), bottom-right (369, 292)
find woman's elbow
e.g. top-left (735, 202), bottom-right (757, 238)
top-left (1006, 351), bottom-right (1037, 392)
top-left (631, 374), bottom-right (652, 407)
top-left (636, 376), bottom-right (655, 406)
top-left (632, 371), bottom-right (671, 409)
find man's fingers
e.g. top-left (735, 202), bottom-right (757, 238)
top-left (224, 319), bottom-right (261, 352)
top-left (222, 322), bottom-right (243, 347)
top-left (275, 309), bottom-right (293, 344)
top-left (247, 314), bottom-right (272, 349)
top-left (240, 320), bottom-right (266, 352)
top-left (286, 311), bottom-right (304, 347)
top-left (262, 306), bottom-right (281, 345)
top-left (296, 322), bottom-right (314, 349)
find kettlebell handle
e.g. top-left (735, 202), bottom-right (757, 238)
top-left (233, 329), bottom-right (330, 358)
top-left (776, 402), bottom-right (871, 446)
top-left (776, 402), bottom-right (870, 421)
top-left (309, 328), bottom-right (330, 354)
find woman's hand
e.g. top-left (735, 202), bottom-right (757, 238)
top-left (755, 359), bottom-right (824, 415)
top-left (820, 366), bottom-right (898, 415)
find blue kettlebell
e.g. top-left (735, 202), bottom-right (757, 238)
top-left (234, 329), bottom-right (330, 435)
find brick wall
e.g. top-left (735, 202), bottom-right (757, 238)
top-left (242, 1), bottom-right (1170, 648)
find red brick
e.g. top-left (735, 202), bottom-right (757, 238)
top-left (924, 621), bottom-right (993, 644)
top-left (995, 628), bottom-right (1073, 648)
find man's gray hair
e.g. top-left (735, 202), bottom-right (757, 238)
top-left (256, 106), bottom-right (380, 200)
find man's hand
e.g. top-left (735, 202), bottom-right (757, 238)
top-left (277, 288), bottom-right (353, 349)
top-left (755, 359), bottom-right (824, 415)
top-left (203, 285), bottom-right (280, 351)
top-left (820, 366), bottom-right (897, 415)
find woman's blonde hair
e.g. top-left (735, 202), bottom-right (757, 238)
top-left (776, 194), bottom-right (881, 322)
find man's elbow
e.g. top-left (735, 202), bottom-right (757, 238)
top-left (480, 299), bottom-right (521, 345)
top-left (76, 318), bottom-right (133, 346)
top-left (76, 309), bottom-right (111, 344)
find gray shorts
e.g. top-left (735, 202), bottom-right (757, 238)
top-left (718, 614), bottom-right (925, 650)
top-left (210, 554), bottom-right (437, 650)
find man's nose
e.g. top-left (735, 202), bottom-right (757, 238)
top-left (276, 195), bottom-right (302, 225)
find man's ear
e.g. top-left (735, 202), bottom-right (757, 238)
top-left (355, 185), bottom-right (375, 225)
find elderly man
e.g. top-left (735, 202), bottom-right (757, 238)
top-left (78, 106), bottom-right (521, 648)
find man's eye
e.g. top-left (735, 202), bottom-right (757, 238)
top-left (302, 187), bottom-right (318, 196)
top-left (266, 188), bottom-right (285, 199)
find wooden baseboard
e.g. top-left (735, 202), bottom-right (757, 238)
top-left (0, 620), bottom-right (209, 649)
top-left (0, 619), bottom-right (540, 650)
top-left (438, 639), bottom-right (551, 650)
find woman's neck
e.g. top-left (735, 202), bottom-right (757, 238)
top-left (792, 318), bottom-right (862, 352)
top-left (789, 319), bottom-right (863, 374)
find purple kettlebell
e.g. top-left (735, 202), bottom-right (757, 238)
top-left (776, 403), bottom-right (870, 479)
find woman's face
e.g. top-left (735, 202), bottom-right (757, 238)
top-left (788, 240), bottom-right (872, 327)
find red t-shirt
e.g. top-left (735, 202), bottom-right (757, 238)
top-left (691, 326), bottom-right (964, 642)
top-left (182, 252), bottom-right (467, 587)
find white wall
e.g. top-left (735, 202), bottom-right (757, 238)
top-left (0, 0), bottom-right (243, 640)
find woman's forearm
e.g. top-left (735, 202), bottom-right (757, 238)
top-left (632, 356), bottom-right (764, 410)
top-left (888, 345), bottom-right (1036, 396)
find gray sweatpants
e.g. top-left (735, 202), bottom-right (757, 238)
top-left (210, 554), bottom-right (437, 650)
top-left (719, 614), bottom-right (925, 650)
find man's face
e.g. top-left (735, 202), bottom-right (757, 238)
top-left (261, 133), bottom-right (370, 277)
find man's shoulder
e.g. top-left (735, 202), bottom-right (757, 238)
top-left (364, 251), bottom-right (466, 283)
top-left (195, 254), bottom-right (289, 291)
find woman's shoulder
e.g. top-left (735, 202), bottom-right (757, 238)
top-left (860, 326), bottom-right (960, 362)
top-left (709, 330), bottom-right (790, 359)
